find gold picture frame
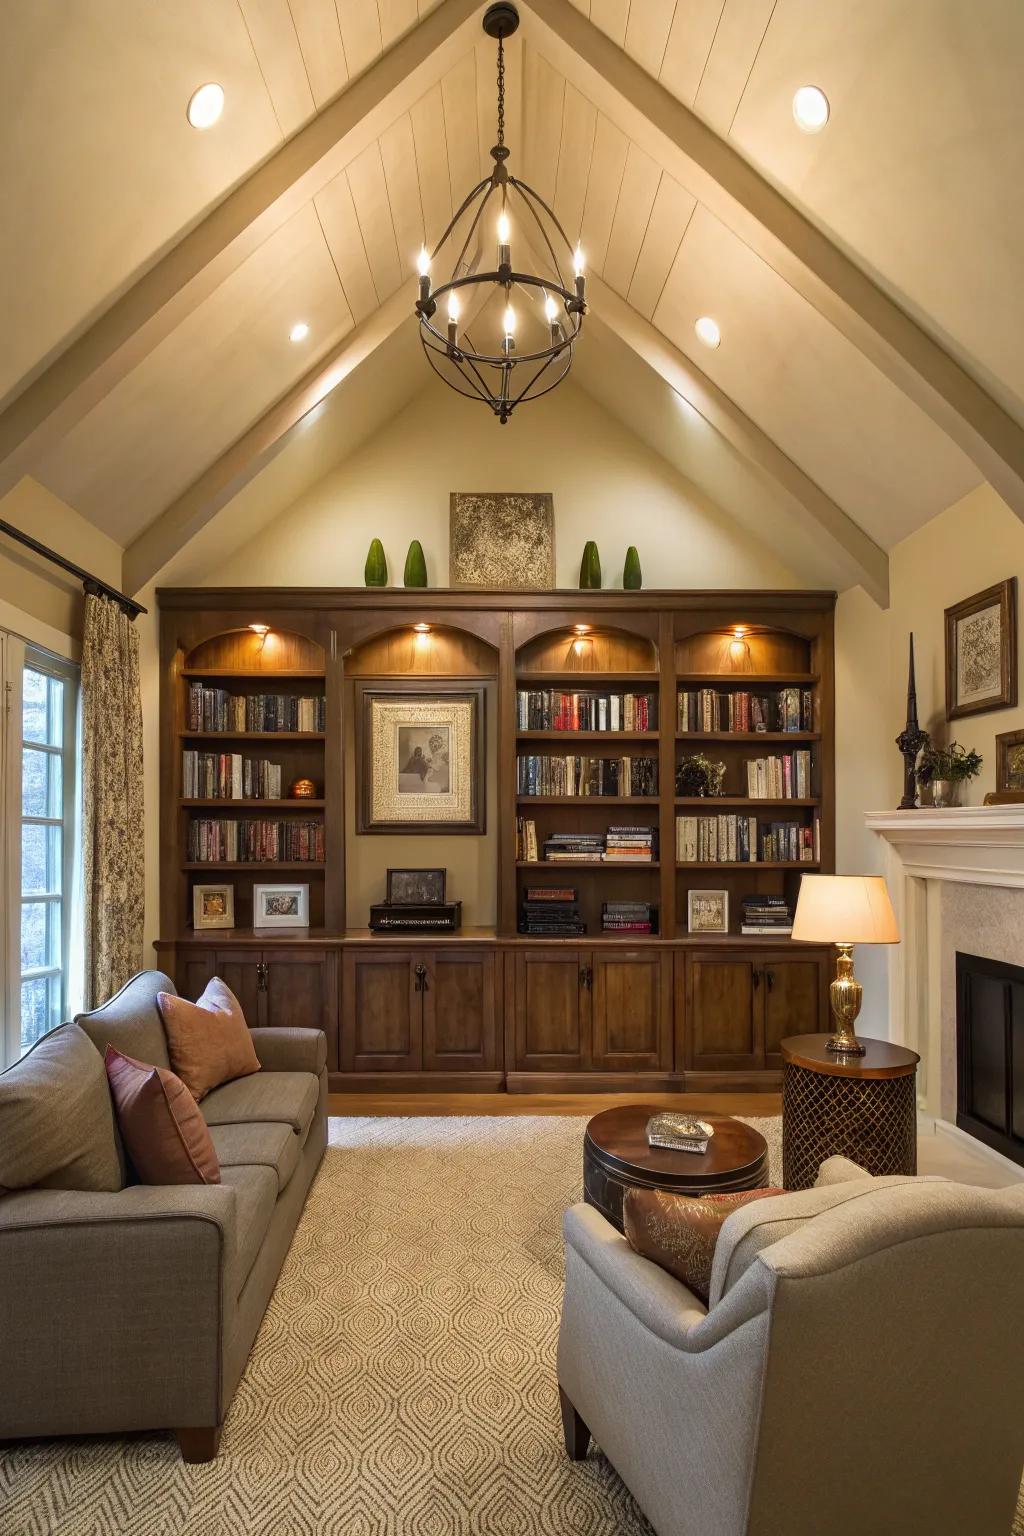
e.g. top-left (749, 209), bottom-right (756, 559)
top-left (192, 883), bottom-right (234, 929)
top-left (945, 578), bottom-right (1017, 721)
top-left (356, 683), bottom-right (485, 834)
top-left (687, 889), bottom-right (729, 934)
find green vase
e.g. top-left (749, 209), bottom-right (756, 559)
top-left (579, 541), bottom-right (602, 590)
top-left (364, 538), bottom-right (388, 587)
top-left (404, 539), bottom-right (427, 588)
top-left (623, 546), bottom-right (642, 590)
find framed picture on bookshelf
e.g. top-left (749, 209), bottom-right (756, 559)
top-left (387, 868), bottom-right (446, 905)
top-left (356, 683), bottom-right (485, 834)
top-left (253, 883), bottom-right (309, 928)
top-left (193, 883), bottom-right (234, 930)
top-left (687, 889), bottom-right (729, 934)
top-left (945, 578), bottom-right (1017, 720)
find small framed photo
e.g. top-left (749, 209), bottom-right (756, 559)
top-left (993, 728), bottom-right (1024, 800)
top-left (945, 578), bottom-right (1017, 720)
top-left (387, 868), bottom-right (446, 905)
top-left (253, 883), bottom-right (309, 929)
top-left (687, 889), bottom-right (729, 934)
top-left (193, 883), bottom-right (234, 930)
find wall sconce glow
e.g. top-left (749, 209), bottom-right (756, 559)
top-left (793, 84), bottom-right (829, 132)
top-left (732, 625), bottom-right (747, 638)
top-left (289, 322), bottom-right (310, 343)
top-left (413, 623), bottom-right (430, 633)
top-left (248, 624), bottom-right (270, 636)
top-left (574, 624), bottom-right (590, 635)
top-left (187, 83), bottom-right (225, 129)
top-left (694, 316), bottom-right (721, 349)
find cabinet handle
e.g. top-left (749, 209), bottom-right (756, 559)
top-left (414, 963), bottom-right (428, 993)
top-left (257, 961), bottom-right (268, 992)
top-left (765, 969), bottom-right (775, 992)
top-left (578, 965), bottom-right (593, 991)
top-left (752, 968), bottom-right (761, 990)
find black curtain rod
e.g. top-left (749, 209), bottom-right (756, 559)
top-left (0, 519), bottom-right (147, 619)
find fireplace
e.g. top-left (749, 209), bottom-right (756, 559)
top-left (956, 951), bottom-right (1024, 1168)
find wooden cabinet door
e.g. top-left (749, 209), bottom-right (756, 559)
top-left (341, 950), bottom-right (422, 1072)
top-left (422, 950), bottom-right (498, 1072)
top-left (686, 953), bottom-right (761, 1070)
top-left (262, 947), bottom-right (339, 1068)
top-left (512, 950), bottom-right (590, 1072)
top-left (591, 950), bottom-right (672, 1071)
top-left (762, 952), bottom-right (829, 1068)
top-left (213, 949), bottom-right (263, 1025)
top-left (174, 947), bottom-right (216, 1002)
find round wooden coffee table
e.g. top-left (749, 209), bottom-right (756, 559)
top-left (583, 1106), bottom-right (770, 1233)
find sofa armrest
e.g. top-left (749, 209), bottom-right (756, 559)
top-left (815, 1155), bottom-right (874, 1186)
top-left (248, 1027), bottom-right (327, 1075)
top-left (0, 1184), bottom-right (237, 1438)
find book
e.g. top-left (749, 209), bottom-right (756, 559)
top-left (517, 689), bottom-right (656, 733)
top-left (187, 818), bottom-right (324, 863)
top-left (517, 754), bottom-right (658, 797)
top-left (182, 751), bottom-right (283, 800)
top-left (677, 687), bottom-right (813, 734)
top-left (187, 685), bottom-right (325, 733)
top-left (646, 1113), bottom-right (714, 1154)
top-left (675, 813), bottom-right (818, 863)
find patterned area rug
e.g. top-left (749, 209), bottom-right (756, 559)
top-left (0, 1115), bottom-right (1020, 1536)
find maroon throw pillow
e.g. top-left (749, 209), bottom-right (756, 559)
top-left (104, 1046), bottom-right (220, 1186)
top-left (623, 1186), bottom-right (786, 1304)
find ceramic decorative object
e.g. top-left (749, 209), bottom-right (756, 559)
top-left (288, 777), bottom-right (317, 799)
top-left (364, 538), bottom-right (388, 587)
top-left (404, 540), bottom-right (428, 587)
top-left (579, 541), bottom-right (602, 589)
top-left (623, 546), bottom-right (642, 590)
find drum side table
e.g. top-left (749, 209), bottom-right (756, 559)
top-left (781, 1034), bottom-right (919, 1191)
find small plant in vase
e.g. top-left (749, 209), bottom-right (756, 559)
top-left (676, 754), bottom-right (727, 798)
top-left (916, 742), bottom-right (982, 808)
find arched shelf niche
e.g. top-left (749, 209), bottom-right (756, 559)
top-left (675, 624), bottom-right (815, 680)
top-left (344, 622), bottom-right (497, 678)
top-left (516, 623), bottom-right (658, 677)
top-left (184, 627), bottom-right (326, 676)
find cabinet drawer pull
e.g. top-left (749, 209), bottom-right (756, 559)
top-left (414, 963), bottom-right (428, 992)
top-left (765, 969), bottom-right (775, 992)
top-left (752, 968), bottom-right (761, 990)
top-left (257, 961), bottom-right (268, 992)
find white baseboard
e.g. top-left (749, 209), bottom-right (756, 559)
top-left (923, 1115), bottom-right (1024, 1181)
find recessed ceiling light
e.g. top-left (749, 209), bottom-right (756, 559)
top-left (694, 316), bottom-right (721, 349)
top-left (187, 82), bottom-right (225, 130)
top-left (792, 84), bottom-right (829, 133)
top-left (289, 322), bottom-right (310, 343)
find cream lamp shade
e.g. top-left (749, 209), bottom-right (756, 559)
top-left (791, 875), bottom-right (899, 945)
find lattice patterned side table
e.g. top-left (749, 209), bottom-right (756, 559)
top-left (781, 1034), bottom-right (920, 1191)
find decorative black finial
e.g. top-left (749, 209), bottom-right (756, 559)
top-left (895, 632), bottom-right (928, 809)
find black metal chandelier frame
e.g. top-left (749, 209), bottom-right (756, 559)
top-left (414, 2), bottom-right (586, 423)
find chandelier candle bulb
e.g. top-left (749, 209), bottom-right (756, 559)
top-left (544, 293), bottom-right (561, 343)
top-left (497, 210), bottom-right (511, 269)
top-left (417, 246), bottom-right (431, 307)
top-left (574, 245), bottom-right (585, 302)
top-left (447, 290), bottom-right (460, 348)
top-left (503, 304), bottom-right (516, 356)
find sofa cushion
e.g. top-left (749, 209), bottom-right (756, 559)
top-left (624, 1186), bottom-right (786, 1304)
top-left (105, 1047), bottom-right (220, 1186)
top-left (200, 1071), bottom-right (318, 1137)
top-left (0, 1024), bottom-right (123, 1193)
top-left (209, 1120), bottom-right (301, 1194)
top-left (157, 978), bottom-right (261, 1102)
top-left (220, 1165), bottom-right (278, 1295)
top-left (75, 970), bottom-right (174, 1071)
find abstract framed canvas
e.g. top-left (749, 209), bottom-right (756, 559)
top-left (945, 578), bottom-right (1017, 720)
top-left (449, 492), bottom-right (555, 589)
top-left (356, 682), bottom-right (485, 834)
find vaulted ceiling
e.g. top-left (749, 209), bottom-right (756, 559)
top-left (2, 0), bottom-right (1022, 607)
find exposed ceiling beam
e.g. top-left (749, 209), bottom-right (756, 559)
top-left (0, 0), bottom-right (483, 500)
top-left (589, 273), bottom-right (889, 607)
top-left (520, 0), bottom-right (1024, 523)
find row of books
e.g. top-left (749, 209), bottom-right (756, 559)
top-left (745, 752), bottom-right (813, 800)
top-left (181, 751), bottom-right (284, 800)
top-left (740, 896), bottom-right (793, 935)
top-left (675, 814), bottom-right (820, 863)
top-left (603, 901), bottom-right (656, 934)
top-left (515, 821), bottom-right (658, 863)
top-left (187, 684), bottom-right (326, 734)
top-left (516, 689), bottom-right (655, 733)
top-left (517, 755), bottom-right (658, 797)
top-left (187, 819), bottom-right (325, 864)
top-left (678, 688), bottom-right (813, 734)
top-left (520, 888), bottom-right (585, 936)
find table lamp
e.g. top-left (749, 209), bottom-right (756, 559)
top-left (791, 875), bottom-right (899, 1054)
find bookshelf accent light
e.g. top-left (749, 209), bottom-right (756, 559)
top-left (414, 3), bottom-right (586, 424)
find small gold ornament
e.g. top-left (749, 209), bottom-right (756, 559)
top-left (289, 777), bottom-right (317, 799)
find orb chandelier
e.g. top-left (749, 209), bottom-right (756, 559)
top-left (414, 2), bottom-right (586, 424)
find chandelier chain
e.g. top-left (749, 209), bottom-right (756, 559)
top-left (496, 34), bottom-right (505, 149)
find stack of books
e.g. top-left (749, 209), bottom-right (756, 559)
top-left (187, 685), bottom-right (325, 733)
top-left (517, 755), bottom-right (658, 797)
top-left (543, 833), bottom-right (605, 863)
top-left (519, 887), bottom-right (585, 936)
top-left (515, 816), bottom-right (539, 862)
top-left (188, 818), bottom-right (324, 863)
top-left (603, 825), bottom-right (657, 862)
top-left (740, 896), bottom-right (793, 935)
top-left (745, 751), bottom-right (812, 799)
top-left (646, 1112), bottom-right (714, 1154)
top-left (182, 751), bottom-right (283, 800)
top-left (676, 814), bottom-right (820, 863)
top-left (678, 688), bottom-right (813, 734)
top-left (517, 689), bottom-right (656, 732)
top-left (602, 900), bottom-right (656, 934)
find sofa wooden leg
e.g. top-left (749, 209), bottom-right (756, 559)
top-left (176, 1426), bottom-right (222, 1462)
top-left (559, 1385), bottom-right (591, 1461)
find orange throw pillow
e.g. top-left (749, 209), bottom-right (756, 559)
top-left (156, 978), bottom-right (261, 1101)
top-left (623, 1186), bottom-right (785, 1304)
top-left (104, 1047), bottom-right (220, 1185)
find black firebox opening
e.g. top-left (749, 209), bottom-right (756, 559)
top-left (956, 950), bottom-right (1024, 1168)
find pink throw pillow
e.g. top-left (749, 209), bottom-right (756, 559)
top-left (156, 978), bottom-right (261, 1101)
top-left (105, 1047), bottom-right (220, 1185)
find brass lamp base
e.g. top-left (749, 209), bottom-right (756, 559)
top-left (826, 943), bottom-right (866, 1055)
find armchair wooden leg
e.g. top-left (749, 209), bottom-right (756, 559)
top-left (175, 1426), bottom-right (222, 1462)
top-left (559, 1385), bottom-right (591, 1461)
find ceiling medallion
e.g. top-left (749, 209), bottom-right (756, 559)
top-left (414, 2), bottom-right (586, 424)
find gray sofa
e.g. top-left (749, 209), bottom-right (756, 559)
top-left (0, 970), bottom-right (327, 1462)
top-left (558, 1157), bottom-right (1024, 1536)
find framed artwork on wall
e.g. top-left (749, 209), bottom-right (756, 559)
top-left (945, 578), bottom-right (1017, 720)
top-left (193, 883), bottom-right (234, 929)
top-left (253, 883), bottom-right (309, 928)
top-left (687, 889), bottom-right (729, 934)
top-left (449, 492), bottom-right (555, 589)
top-left (356, 682), bottom-right (485, 834)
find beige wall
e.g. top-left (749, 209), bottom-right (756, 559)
top-left (0, 476), bottom-right (123, 644)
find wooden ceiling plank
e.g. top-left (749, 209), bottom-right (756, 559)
top-left (238, 0), bottom-right (317, 134)
top-left (553, 84), bottom-right (598, 244)
top-left (314, 171), bottom-right (382, 323)
top-left (410, 85), bottom-right (453, 249)
top-left (588, 0), bottom-right (629, 48)
top-left (337, 0), bottom-right (384, 80)
top-left (378, 0), bottom-right (420, 51)
top-left (122, 281), bottom-right (416, 594)
top-left (0, 0), bottom-right (481, 499)
top-left (602, 141), bottom-right (660, 297)
top-left (287, 0), bottom-right (349, 108)
top-left (521, 46), bottom-right (565, 205)
top-left (379, 114), bottom-right (426, 281)
top-left (627, 172), bottom-right (695, 321)
top-left (692, 0), bottom-right (774, 134)
top-left (520, 0), bottom-right (1024, 522)
top-left (658, 0), bottom-right (725, 108)
top-left (441, 51), bottom-right (483, 218)
top-left (578, 112), bottom-right (629, 275)
top-left (623, 0), bottom-right (677, 80)
top-left (347, 141), bottom-right (404, 302)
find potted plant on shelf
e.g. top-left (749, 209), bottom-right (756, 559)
top-left (915, 742), bottom-right (983, 808)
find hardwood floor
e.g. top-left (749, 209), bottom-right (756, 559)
top-left (327, 1090), bottom-right (782, 1118)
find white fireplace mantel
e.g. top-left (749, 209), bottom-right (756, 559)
top-left (865, 806), bottom-right (1024, 889)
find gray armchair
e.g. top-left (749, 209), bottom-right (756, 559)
top-left (557, 1166), bottom-right (1024, 1535)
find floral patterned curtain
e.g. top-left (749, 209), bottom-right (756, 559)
top-left (81, 592), bottom-right (144, 1008)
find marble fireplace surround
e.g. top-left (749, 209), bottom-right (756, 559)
top-left (865, 808), bottom-right (1024, 1151)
